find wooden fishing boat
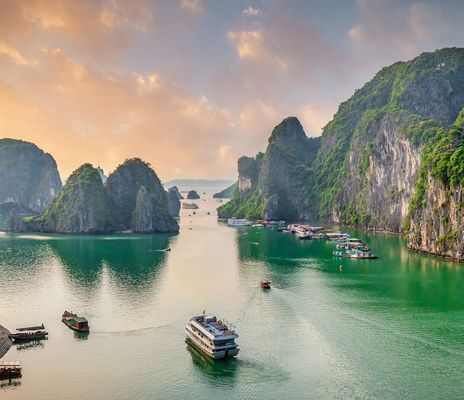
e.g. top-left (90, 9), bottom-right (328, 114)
top-left (260, 280), bottom-right (271, 289)
top-left (62, 311), bottom-right (89, 332)
top-left (9, 324), bottom-right (48, 342)
top-left (0, 361), bottom-right (21, 380)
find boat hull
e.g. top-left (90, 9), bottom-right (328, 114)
top-left (9, 332), bottom-right (48, 342)
top-left (62, 319), bottom-right (90, 332)
top-left (185, 328), bottom-right (239, 359)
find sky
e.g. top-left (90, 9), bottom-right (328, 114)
top-left (0, 0), bottom-right (463, 181)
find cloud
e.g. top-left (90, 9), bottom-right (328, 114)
top-left (348, 0), bottom-right (448, 60)
top-left (0, 48), bottom-right (237, 180)
top-left (299, 102), bottom-right (337, 137)
top-left (180, 0), bottom-right (203, 14)
top-left (0, 0), bottom-right (154, 60)
top-left (242, 6), bottom-right (260, 17)
top-left (0, 43), bottom-right (37, 66)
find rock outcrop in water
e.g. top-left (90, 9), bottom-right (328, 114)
top-left (167, 187), bottom-right (181, 217)
top-left (168, 186), bottom-right (184, 200)
top-left (218, 117), bottom-right (320, 220)
top-left (186, 190), bottom-right (200, 199)
top-left (14, 164), bottom-right (112, 233)
top-left (0, 139), bottom-right (61, 216)
top-left (213, 182), bottom-right (237, 199)
top-left (220, 47), bottom-right (464, 260)
top-left (106, 158), bottom-right (178, 233)
top-left (7, 158), bottom-right (178, 234)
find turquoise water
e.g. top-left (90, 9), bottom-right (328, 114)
top-left (0, 192), bottom-right (463, 399)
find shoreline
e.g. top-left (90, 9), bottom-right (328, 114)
top-left (0, 324), bottom-right (12, 359)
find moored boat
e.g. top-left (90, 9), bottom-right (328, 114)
top-left (227, 218), bottom-right (252, 226)
top-left (62, 311), bottom-right (89, 332)
top-left (260, 280), bottom-right (271, 289)
top-left (185, 314), bottom-right (239, 359)
top-left (9, 324), bottom-right (48, 342)
top-left (0, 361), bottom-right (21, 380)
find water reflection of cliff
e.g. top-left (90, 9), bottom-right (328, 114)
top-left (48, 234), bottom-right (175, 289)
top-left (236, 228), bottom-right (464, 312)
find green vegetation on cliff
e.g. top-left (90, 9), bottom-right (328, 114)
top-left (218, 117), bottom-right (320, 220)
top-left (106, 158), bottom-right (178, 233)
top-left (40, 164), bottom-right (111, 233)
top-left (221, 47), bottom-right (464, 241)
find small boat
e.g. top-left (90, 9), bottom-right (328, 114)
top-left (0, 361), bottom-right (21, 380)
top-left (9, 324), bottom-right (48, 342)
top-left (185, 314), bottom-right (239, 359)
top-left (183, 203), bottom-right (199, 209)
top-left (260, 280), bottom-right (271, 289)
top-left (62, 311), bottom-right (89, 332)
top-left (227, 218), bottom-right (252, 226)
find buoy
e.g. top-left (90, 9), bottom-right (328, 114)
top-left (339, 265), bottom-right (344, 271)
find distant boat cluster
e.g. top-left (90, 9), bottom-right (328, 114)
top-left (227, 220), bottom-right (378, 259)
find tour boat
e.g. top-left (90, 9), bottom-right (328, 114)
top-left (62, 311), bottom-right (90, 332)
top-left (185, 314), bottom-right (239, 359)
top-left (260, 280), bottom-right (271, 289)
top-left (9, 324), bottom-right (48, 342)
top-left (333, 249), bottom-right (378, 259)
top-left (227, 218), bottom-right (252, 226)
top-left (336, 238), bottom-right (369, 250)
top-left (0, 361), bottom-right (21, 380)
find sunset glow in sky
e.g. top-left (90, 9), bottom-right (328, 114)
top-left (1, 0), bottom-right (463, 180)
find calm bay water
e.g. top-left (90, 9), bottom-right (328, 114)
top-left (0, 190), bottom-right (464, 399)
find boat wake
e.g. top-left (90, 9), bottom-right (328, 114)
top-left (273, 288), bottom-right (464, 358)
top-left (92, 323), bottom-right (173, 336)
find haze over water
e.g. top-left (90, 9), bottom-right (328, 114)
top-left (0, 188), bottom-right (463, 399)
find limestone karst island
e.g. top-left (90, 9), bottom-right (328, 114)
top-left (0, 1), bottom-right (463, 399)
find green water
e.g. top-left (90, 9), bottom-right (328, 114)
top-left (0, 194), bottom-right (463, 399)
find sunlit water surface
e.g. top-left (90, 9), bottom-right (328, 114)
top-left (0, 187), bottom-right (463, 399)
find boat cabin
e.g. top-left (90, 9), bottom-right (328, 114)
top-left (71, 317), bottom-right (89, 330)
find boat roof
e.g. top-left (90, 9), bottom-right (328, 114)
top-left (191, 315), bottom-right (237, 338)
top-left (74, 317), bottom-right (88, 323)
top-left (0, 361), bottom-right (21, 367)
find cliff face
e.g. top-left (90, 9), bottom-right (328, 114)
top-left (218, 117), bottom-right (320, 220)
top-left (406, 125), bottom-right (464, 260)
top-left (0, 139), bottom-right (61, 213)
top-left (106, 158), bottom-right (178, 233)
top-left (221, 48), bottom-right (464, 260)
top-left (38, 164), bottom-right (111, 233)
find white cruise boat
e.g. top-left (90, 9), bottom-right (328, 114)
top-left (227, 218), bottom-right (252, 226)
top-left (185, 315), bottom-right (239, 359)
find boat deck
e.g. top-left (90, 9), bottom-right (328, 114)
top-left (192, 316), bottom-right (236, 338)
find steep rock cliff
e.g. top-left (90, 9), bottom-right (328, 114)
top-left (220, 48), bottom-right (464, 259)
top-left (0, 139), bottom-right (61, 213)
top-left (106, 158), bottom-right (178, 233)
top-left (406, 125), bottom-right (464, 260)
top-left (31, 164), bottom-right (112, 233)
top-left (218, 117), bottom-right (320, 220)
top-left (167, 187), bottom-right (181, 217)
